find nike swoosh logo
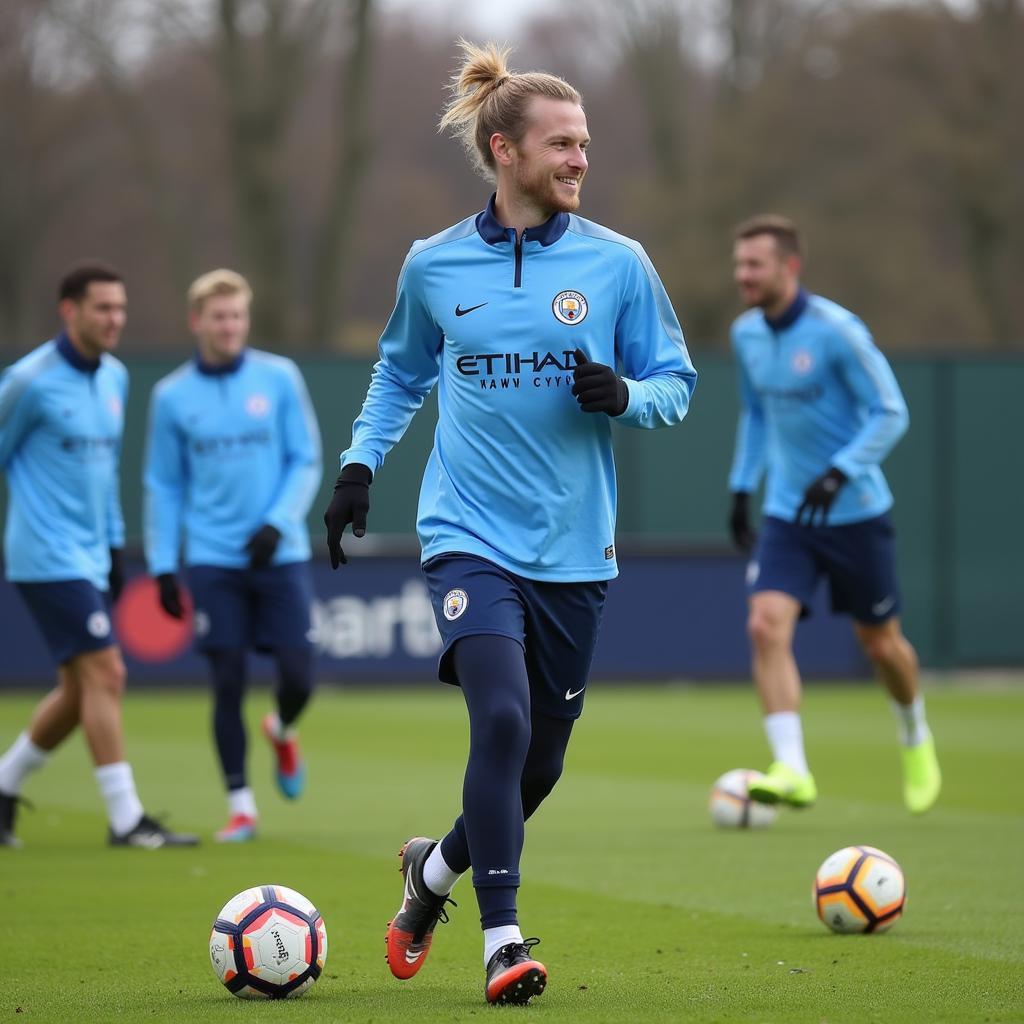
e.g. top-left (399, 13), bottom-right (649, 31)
top-left (871, 595), bottom-right (896, 616)
top-left (455, 302), bottom-right (487, 317)
top-left (565, 686), bottom-right (586, 701)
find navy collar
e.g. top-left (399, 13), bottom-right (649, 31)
top-left (56, 332), bottom-right (101, 374)
top-left (475, 193), bottom-right (569, 247)
top-left (765, 287), bottom-right (809, 332)
top-left (194, 349), bottom-right (246, 376)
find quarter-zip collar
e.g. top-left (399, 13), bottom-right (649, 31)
top-left (56, 331), bottom-right (101, 374)
top-left (765, 287), bottom-right (809, 333)
top-left (194, 349), bottom-right (246, 376)
top-left (475, 193), bottom-right (569, 248)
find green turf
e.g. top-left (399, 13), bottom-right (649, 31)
top-left (4, 681), bottom-right (1023, 1022)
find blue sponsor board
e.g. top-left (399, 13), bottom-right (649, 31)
top-left (0, 553), bottom-right (866, 685)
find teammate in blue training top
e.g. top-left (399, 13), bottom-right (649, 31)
top-left (144, 269), bottom-right (322, 843)
top-left (323, 41), bottom-right (696, 1006)
top-left (727, 214), bottom-right (941, 815)
top-left (0, 263), bottom-right (197, 849)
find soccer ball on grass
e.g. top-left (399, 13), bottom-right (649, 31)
top-left (209, 884), bottom-right (327, 998)
top-left (814, 845), bottom-right (905, 934)
top-left (709, 768), bottom-right (778, 828)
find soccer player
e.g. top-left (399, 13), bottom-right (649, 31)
top-left (727, 214), bottom-right (941, 814)
top-left (0, 263), bottom-right (198, 849)
top-left (144, 270), bottom-right (322, 843)
top-left (323, 41), bottom-right (696, 1005)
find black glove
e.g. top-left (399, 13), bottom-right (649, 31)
top-left (729, 492), bottom-right (757, 552)
top-left (156, 573), bottom-right (184, 620)
top-left (244, 524), bottom-right (281, 569)
top-left (108, 548), bottom-right (125, 603)
top-left (324, 463), bottom-right (372, 569)
top-left (571, 348), bottom-right (629, 416)
top-left (795, 467), bottom-right (848, 526)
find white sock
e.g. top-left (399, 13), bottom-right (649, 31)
top-left (484, 925), bottom-right (523, 967)
top-left (0, 732), bottom-right (49, 795)
top-left (264, 712), bottom-right (295, 741)
top-left (891, 696), bottom-right (931, 747)
top-left (422, 843), bottom-right (461, 896)
top-left (764, 711), bottom-right (809, 775)
top-left (94, 762), bottom-right (145, 835)
top-left (228, 787), bottom-right (257, 819)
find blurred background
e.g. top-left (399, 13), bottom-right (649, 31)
top-left (1, 0), bottom-right (1022, 683)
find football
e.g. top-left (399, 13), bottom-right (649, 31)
top-left (814, 845), bottom-right (906, 933)
top-left (209, 885), bottom-right (328, 998)
top-left (709, 769), bottom-right (778, 828)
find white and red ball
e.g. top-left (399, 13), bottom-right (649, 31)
top-left (814, 845), bottom-right (906, 934)
top-left (209, 885), bottom-right (327, 998)
top-left (709, 768), bottom-right (778, 828)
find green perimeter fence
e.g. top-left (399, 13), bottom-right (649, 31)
top-left (3, 354), bottom-right (1022, 669)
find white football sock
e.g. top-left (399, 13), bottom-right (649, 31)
top-left (764, 711), bottom-right (809, 775)
top-left (422, 843), bottom-right (461, 896)
top-left (94, 761), bottom-right (145, 835)
top-left (0, 732), bottom-right (49, 795)
top-left (264, 712), bottom-right (295, 741)
top-left (484, 925), bottom-right (523, 967)
top-left (228, 787), bottom-right (257, 819)
top-left (891, 696), bottom-right (931, 748)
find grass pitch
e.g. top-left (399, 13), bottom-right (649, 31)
top-left (3, 680), bottom-right (1023, 1022)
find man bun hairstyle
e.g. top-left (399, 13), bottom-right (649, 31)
top-left (58, 262), bottom-right (124, 303)
top-left (735, 214), bottom-right (803, 259)
top-left (438, 38), bottom-right (582, 182)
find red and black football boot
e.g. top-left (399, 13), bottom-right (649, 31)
top-left (385, 836), bottom-right (456, 979)
top-left (485, 937), bottom-right (547, 1005)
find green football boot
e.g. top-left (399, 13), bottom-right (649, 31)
top-left (748, 761), bottom-right (818, 808)
top-left (902, 736), bottom-right (941, 814)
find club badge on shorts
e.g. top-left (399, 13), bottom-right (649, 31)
top-left (443, 589), bottom-right (469, 621)
top-left (552, 290), bottom-right (588, 325)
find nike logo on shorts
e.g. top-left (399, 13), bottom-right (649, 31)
top-left (871, 595), bottom-right (896, 616)
top-left (565, 686), bottom-right (586, 701)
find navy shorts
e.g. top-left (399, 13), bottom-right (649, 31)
top-left (187, 561), bottom-right (314, 654)
top-left (748, 513), bottom-right (902, 624)
top-left (422, 553), bottom-right (608, 720)
top-left (15, 580), bottom-right (116, 666)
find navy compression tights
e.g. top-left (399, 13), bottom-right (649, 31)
top-left (437, 635), bottom-right (575, 929)
top-left (207, 647), bottom-right (315, 792)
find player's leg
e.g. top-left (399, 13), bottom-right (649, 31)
top-left (254, 563), bottom-right (316, 800)
top-left (190, 566), bottom-right (255, 841)
top-left (853, 617), bottom-right (940, 813)
top-left (830, 513), bottom-right (940, 814)
top-left (744, 518), bottom-right (819, 807)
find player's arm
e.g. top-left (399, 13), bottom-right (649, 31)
top-left (325, 250), bottom-right (443, 567)
top-left (106, 367), bottom-right (128, 600)
top-left (143, 384), bottom-right (188, 584)
top-left (726, 337), bottom-right (766, 550)
top-left (252, 362), bottom-right (323, 562)
top-left (600, 246), bottom-right (697, 428)
top-left (829, 320), bottom-right (909, 479)
top-left (0, 364), bottom-right (41, 469)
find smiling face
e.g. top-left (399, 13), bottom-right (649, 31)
top-left (733, 233), bottom-right (800, 313)
top-left (502, 96), bottom-right (589, 219)
top-left (60, 281), bottom-right (128, 358)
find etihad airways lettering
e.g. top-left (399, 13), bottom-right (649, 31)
top-left (456, 350), bottom-right (577, 376)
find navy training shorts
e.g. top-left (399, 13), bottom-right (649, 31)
top-left (15, 579), bottom-right (116, 665)
top-left (187, 561), bottom-right (314, 653)
top-left (422, 552), bottom-right (608, 720)
top-left (747, 513), bottom-right (902, 624)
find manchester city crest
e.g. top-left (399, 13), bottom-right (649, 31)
top-left (552, 290), bottom-right (588, 326)
top-left (443, 588), bottom-right (469, 621)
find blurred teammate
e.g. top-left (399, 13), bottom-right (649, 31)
top-left (324, 40), bottom-right (696, 1005)
top-left (144, 270), bottom-right (322, 842)
top-left (0, 263), bottom-right (198, 849)
top-left (727, 214), bottom-right (940, 814)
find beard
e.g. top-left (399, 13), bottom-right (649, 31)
top-left (513, 161), bottom-right (582, 215)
